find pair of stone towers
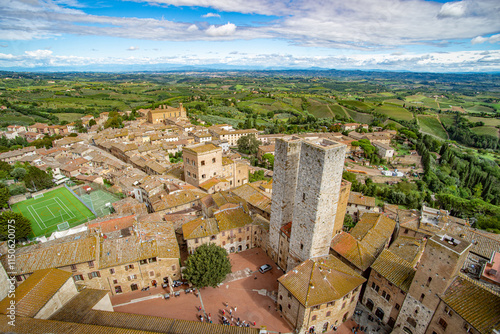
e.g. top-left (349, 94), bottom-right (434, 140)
top-left (269, 137), bottom-right (346, 271)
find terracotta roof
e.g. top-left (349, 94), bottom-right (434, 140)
top-left (331, 232), bottom-right (376, 271)
top-left (348, 192), bottom-right (376, 207)
top-left (88, 215), bottom-right (135, 234)
top-left (49, 289), bottom-right (109, 323)
top-left (1, 235), bottom-right (97, 275)
top-left (387, 236), bottom-right (424, 265)
top-left (231, 184), bottom-right (271, 214)
top-left (151, 190), bottom-right (204, 212)
top-left (182, 217), bottom-right (218, 240)
top-left (252, 214), bottom-right (269, 232)
top-left (371, 249), bottom-right (415, 292)
top-left (281, 222), bottom-right (292, 238)
top-left (184, 143), bottom-right (220, 154)
top-left (99, 222), bottom-right (179, 268)
top-left (278, 255), bottom-right (365, 307)
top-left (72, 309), bottom-right (260, 334)
top-left (0, 268), bottom-right (72, 318)
top-left (199, 177), bottom-right (228, 191)
top-left (441, 275), bottom-right (500, 334)
top-left (440, 223), bottom-right (500, 259)
top-left (350, 213), bottom-right (396, 252)
top-left (215, 207), bottom-right (253, 232)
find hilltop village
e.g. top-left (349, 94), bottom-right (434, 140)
top-left (0, 105), bottom-right (499, 334)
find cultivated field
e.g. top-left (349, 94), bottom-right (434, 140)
top-left (418, 115), bottom-right (448, 140)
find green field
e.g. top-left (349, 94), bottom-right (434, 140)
top-left (11, 187), bottom-right (96, 237)
top-left (417, 115), bottom-right (448, 140)
top-left (346, 109), bottom-right (374, 124)
top-left (471, 126), bottom-right (500, 139)
top-left (374, 105), bottom-right (414, 121)
top-left (78, 188), bottom-right (121, 217)
top-left (439, 114), bottom-right (456, 127)
top-left (466, 116), bottom-right (500, 127)
top-left (55, 113), bottom-right (83, 123)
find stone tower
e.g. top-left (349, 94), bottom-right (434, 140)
top-left (393, 234), bottom-right (471, 334)
top-left (268, 137), bottom-right (346, 271)
top-left (268, 138), bottom-right (302, 264)
top-left (286, 138), bottom-right (346, 270)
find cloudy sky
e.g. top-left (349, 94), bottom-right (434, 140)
top-left (0, 0), bottom-right (499, 72)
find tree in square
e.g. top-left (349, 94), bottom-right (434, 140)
top-left (183, 243), bottom-right (232, 288)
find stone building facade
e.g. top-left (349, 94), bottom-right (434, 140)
top-left (269, 138), bottom-right (302, 264)
top-left (183, 144), bottom-right (249, 189)
top-left (425, 275), bottom-right (500, 334)
top-left (334, 180), bottom-right (351, 236)
top-left (183, 143), bottom-right (223, 187)
top-left (268, 137), bottom-right (347, 272)
top-left (393, 234), bottom-right (471, 334)
top-left (5, 220), bottom-right (181, 296)
top-left (277, 255), bottom-right (365, 334)
top-left (147, 104), bottom-right (186, 124)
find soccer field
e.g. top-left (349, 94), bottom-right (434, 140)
top-left (79, 189), bottom-right (120, 217)
top-left (11, 187), bottom-right (96, 237)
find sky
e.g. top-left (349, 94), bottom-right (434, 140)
top-left (0, 0), bottom-right (499, 72)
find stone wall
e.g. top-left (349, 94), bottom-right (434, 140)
top-left (35, 277), bottom-right (78, 319)
top-left (91, 293), bottom-right (114, 312)
top-left (268, 139), bottom-right (302, 263)
top-left (288, 139), bottom-right (346, 270)
top-left (363, 271), bottom-right (406, 328)
top-left (333, 181), bottom-right (351, 237)
top-left (425, 301), bottom-right (477, 334)
top-left (393, 294), bottom-right (434, 334)
top-left (183, 147), bottom-right (222, 187)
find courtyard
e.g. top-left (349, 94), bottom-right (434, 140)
top-left (111, 248), bottom-right (374, 334)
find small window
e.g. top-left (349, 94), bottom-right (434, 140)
top-left (279, 295), bottom-right (283, 300)
top-left (113, 279), bottom-right (118, 284)
top-left (73, 275), bottom-right (84, 282)
top-left (140, 259), bottom-right (148, 265)
top-left (342, 302), bottom-right (346, 309)
top-left (404, 229), bottom-right (408, 234)
top-left (212, 158), bottom-right (216, 163)
top-left (202, 174), bottom-right (206, 179)
top-left (463, 323), bottom-right (472, 333)
top-left (444, 306), bottom-right (452, 317)
top-left (419, 294), bottom-right (425, 302)
top-left (70, 264), bottom-right (77, 271)
top-left (149, 257), bottom-right (157, 263)
top-left (115, 286), bottom-right (122, 294)
top-left (288, 304), bottom-right (291, 309)
top-left (426, 277), bottom-right (432, 287)
top-left (171, 265), bottom-right (176, 271)
top-left (238, 237), bottom-right (242, 242)
top-left (187, 171), bottom-right (191, 176)
top-left (312, 305), bottom-right (320, 310)
top-left (300, 243), bottom-right (304, 250)
top-left (109, 268), bottom-right (115, 274)
top-left (395, 303), bottom-right (400, 311)
top-left (238, 228), bottom-right (242, 233)
top-left (201, 160), bottom-right (205, 166)
top-left (312, 315), bottom-right (317, 321)
top-left (327, 301), bottom-right (335, 307)
top-left (149, 271), bottom-right (155, 277)
top-left (88, 261), bottom-right (94, 268)
top-left (288, 292), bottom-right (292, 298)
top-left (222, 241), bottom-right (226, 245)
top-left (303, 193), bottom-right (306, 200)
top-left (326, 311), bottom-right (331, 317)
top-left (438, 318), bottom-right (447, 330)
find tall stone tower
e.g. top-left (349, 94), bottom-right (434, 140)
top-left (268, 138), bottom-right (302, 263)
top-left (268, 137), bottom-right (347, 271)
top-left (393, 234), bottom-right (471, 334)
top-left (286, 139), bottom-right (346, 270)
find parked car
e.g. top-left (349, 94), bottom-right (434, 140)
top-left (259, 264), bottom-right (272, 274)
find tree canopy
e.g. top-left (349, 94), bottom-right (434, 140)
top-left (0, 211), bottom-right (33, 241)
top-left (237, 134), bottom-right (261, 155)
top-left (23, 165), bottom-right (53, 191)
top-left (183, 243), bottom-right (232, 288)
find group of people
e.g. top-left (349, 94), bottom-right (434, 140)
top-left (217, 304), bottom-right (256, 328)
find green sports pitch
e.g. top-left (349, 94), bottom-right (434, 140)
top-left (11, 187), bottom-right (96, 237)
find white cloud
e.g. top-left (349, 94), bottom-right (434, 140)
top-left (187, 24), bottom-right (199, 32)
top-left (472, 34), bottom-right (500, 44)
top-left (205, 22), bottom-right (236, 36)
top-left (127, 46), bottom-right (140, 51)
top-left (1, 49), bottom-right (499, 72)
top-left (202, 13), bottom-right (220, 18)
top-left (438, 1), bottom-right (468, 17)
top-left (25, 49), bottom-right (53, 58)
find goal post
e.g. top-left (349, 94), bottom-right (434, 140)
top-left (33, 193), bottom-right (44, 200)
top-left (57, 221), bottom-right (70, 231)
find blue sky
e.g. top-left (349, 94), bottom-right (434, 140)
top-left (0, 0), bottom-right (499, 72)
